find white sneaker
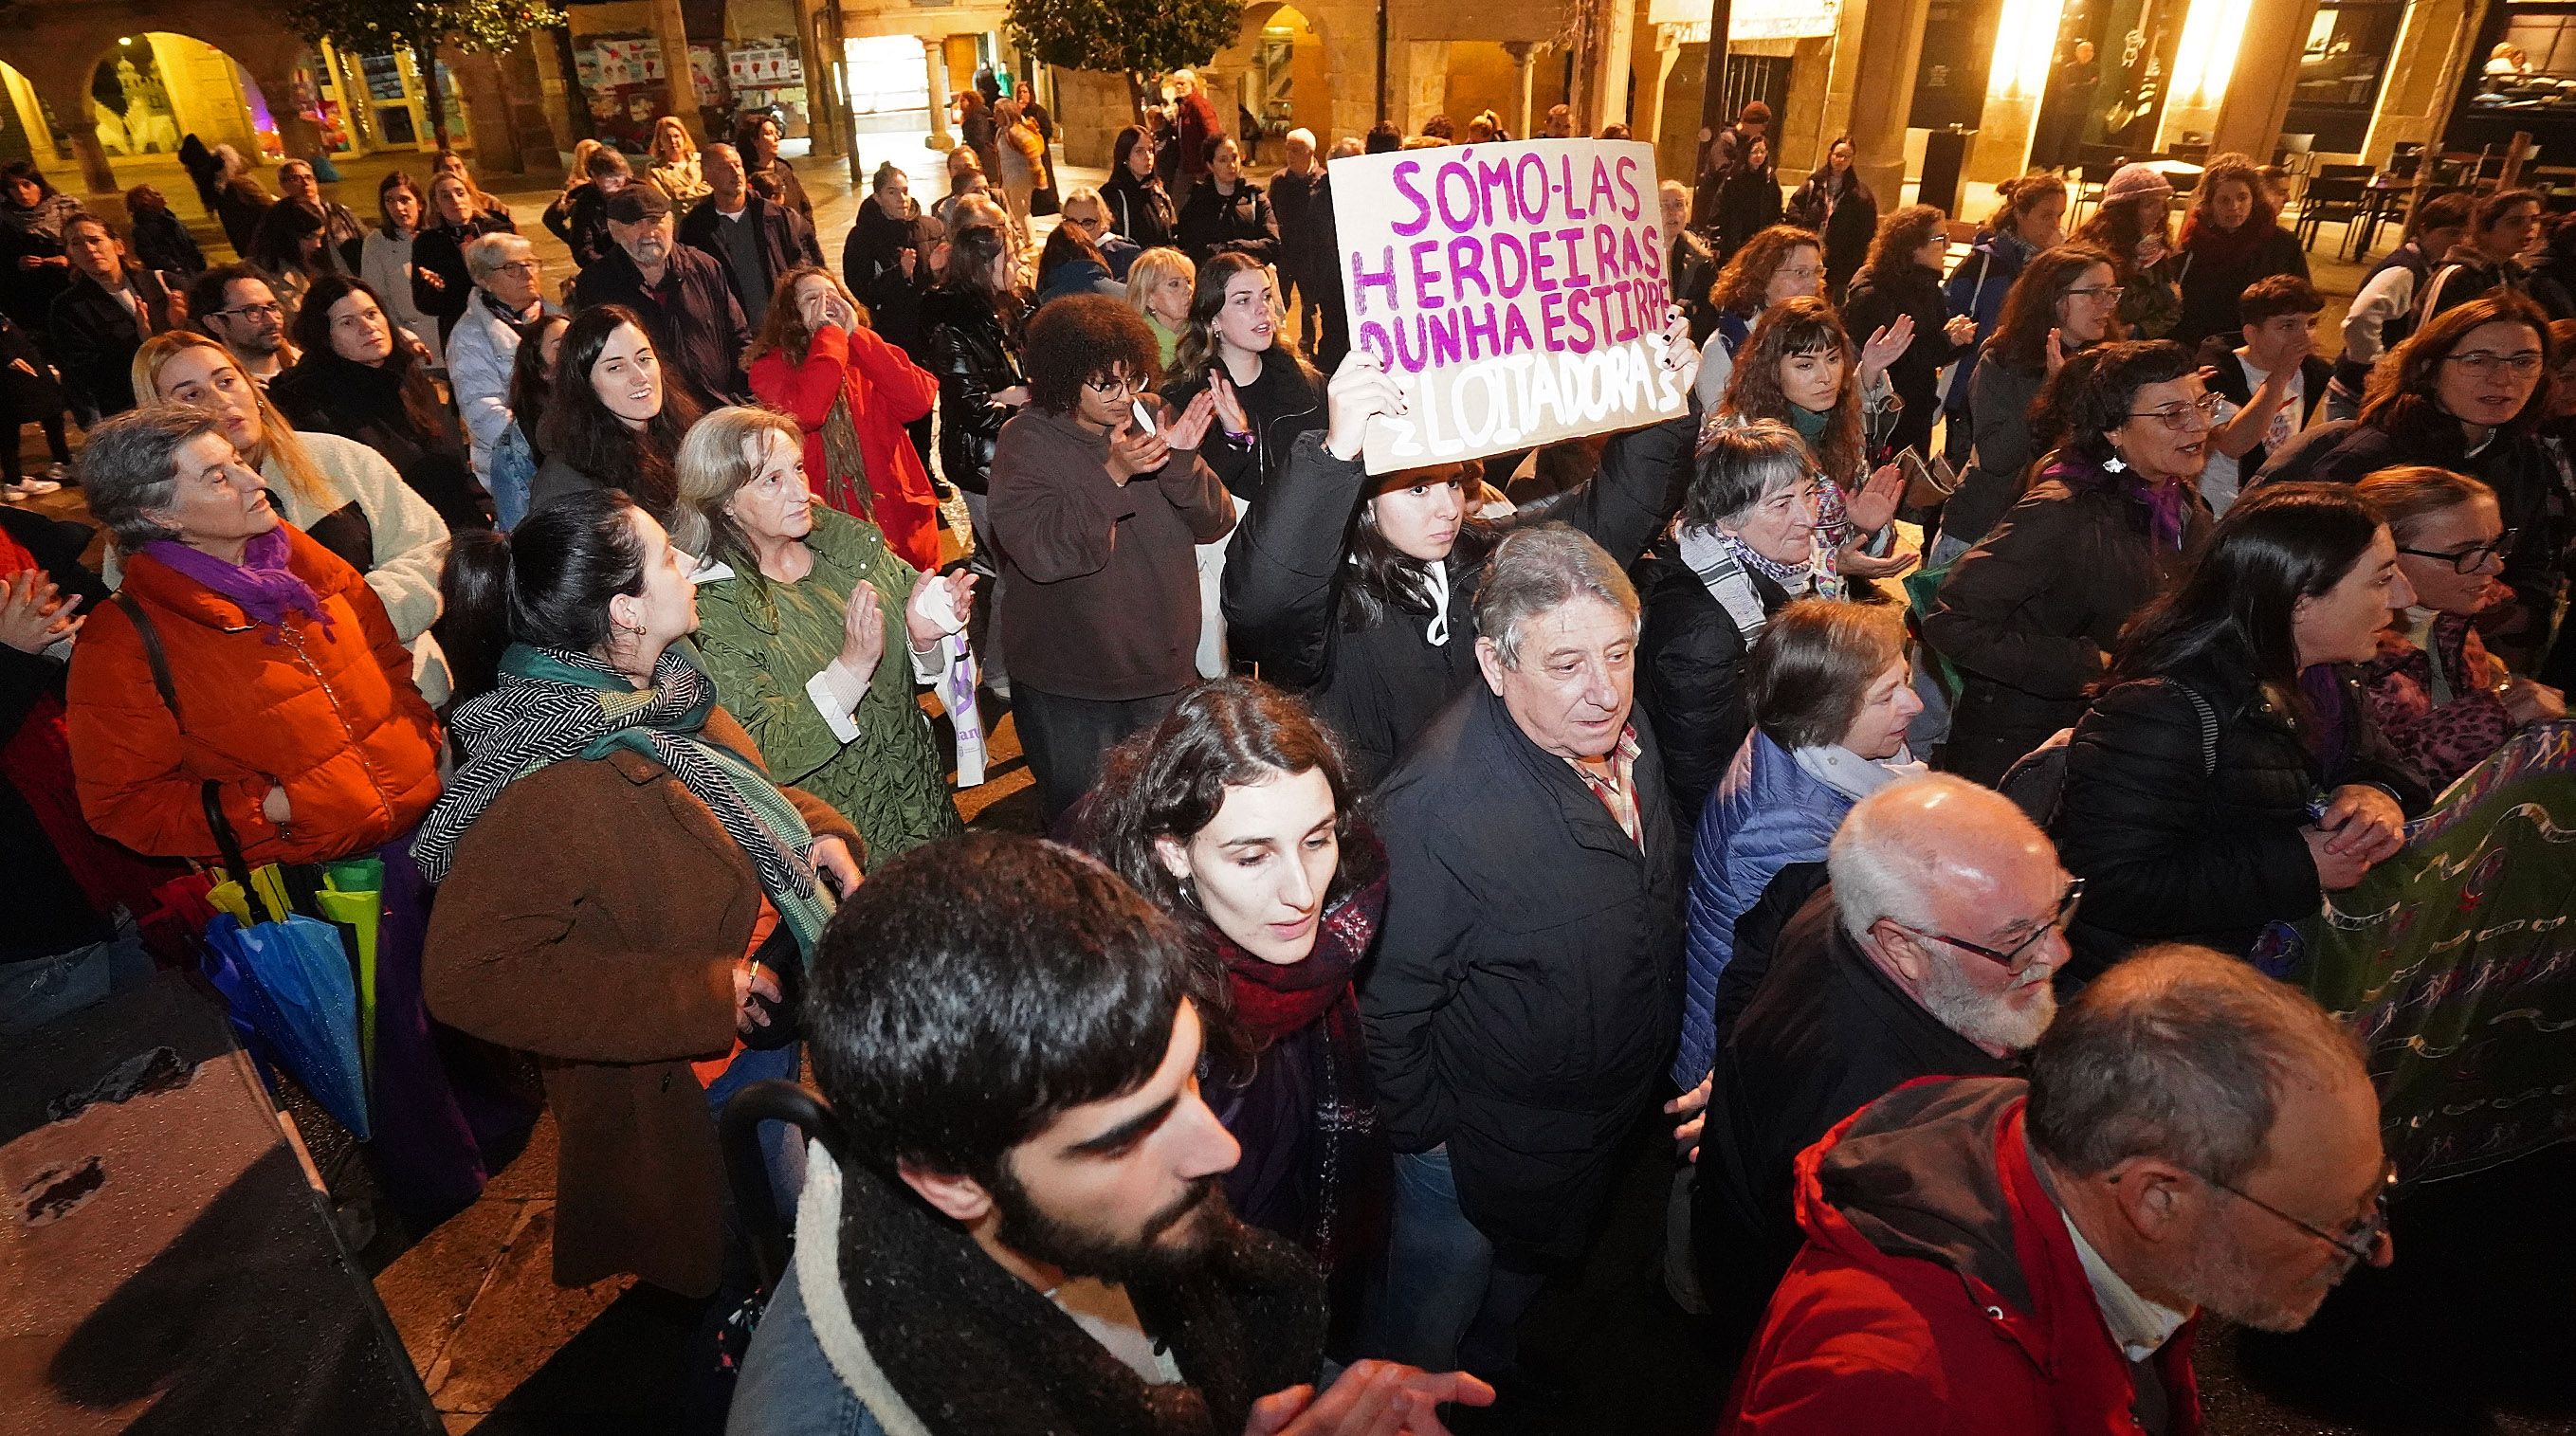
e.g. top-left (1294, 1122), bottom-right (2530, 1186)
top-left (9, 476), bottom-right (60, 496)
top-left (0, 483), bottom-right (23, 501)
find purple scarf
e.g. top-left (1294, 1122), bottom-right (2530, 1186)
top-left (2044, 454), bottom-right (2191, 550)
top-left (141, 527), bottom-right (335, 642)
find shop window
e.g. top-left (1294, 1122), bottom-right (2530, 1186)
top-left (2283, 0), bottom-right (2404, 152)
top-left (2472, 7), bottom-right (2576, 118)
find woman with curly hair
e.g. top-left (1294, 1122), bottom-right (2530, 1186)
top-left (986, 293), bottom-right (1229, 819)
top-left (1838, 204), bottom-right (1979, 460)
top-left (529, 303), bottom-right (704, 522)
top-left (1926, 340), bottom-right (2218, 783)
top-left (1935, 243), bottom-right (2126, 558)
top-left (1717, 298), bottom-right (1912, 581)
top-left (1080, 676), bottom-right (1390, 1278)
top-left (2071, 162), bottom-right (2181, 338)
top-left (1695, 223), bottom-right (1913, 415)
top-left (2172, 153), bottom-right (2308, 346)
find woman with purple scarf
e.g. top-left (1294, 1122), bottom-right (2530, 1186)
top-left (1924, 341), bottom-right (2220, 784)
top-left (1080, 677), bottom-right (1390, 1329)
top-left (65, 406), bottom-right (524, 1226)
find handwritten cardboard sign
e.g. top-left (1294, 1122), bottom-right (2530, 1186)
top-left (1331, 138), bottom-right (1686, 474)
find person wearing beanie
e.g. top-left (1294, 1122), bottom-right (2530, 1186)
top-left (2074, 163), bottom-right (2182, 337)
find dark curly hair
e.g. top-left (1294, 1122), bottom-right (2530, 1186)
top-left (1711, 225), bottom-right (1819, 318)
top-left (537, 303), bottom-right (704, 519)
top-left (2182, 153), bottom-right (2278, 245)
top-left (288, 273), bottom-right (448, 440)
top-left (1721, 296), bottom-right (1863, 483)
top-left (1025, 293), bottom-right (1161, 414)
top-left (1988, 244), bottom-right (2124, 373)
top-left (1862, 203), bottom-right (1947, 281)
top-left (2044, 338), bottom-right (2198, 470)
top-left (2360, 290), bottom-right (2552, 451)
top-left (1082, 677), bottom-right (1380, 1080)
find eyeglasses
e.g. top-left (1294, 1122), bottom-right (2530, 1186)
top-left (1066, 212), bottom-right (1107, 230)
top-left (2199, 1159), bottom-right (2396, 1267)
top-left (2444, 350), bottom-right (2545, 378)
top-left (2068, 284), bottom-right (2127, 303)
top-left (491, 261), bottom-right (542, 277)
top-left (2398, 529), bottom-right (2517, 573)
top-left (2128, 394), bottom-right (2222, 430)
top-left (1778, 264), bottom-right (1823, 283)
top-left (214, 301), bottom-right (283, 321)
top-left (1084, 373), bottom-right (1143, 396)
top-left (1889, 877), bottom-right (2084, 969)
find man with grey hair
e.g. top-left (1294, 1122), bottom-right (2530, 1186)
top-left (1725, 944), bottom-right (2386, 1433)
top-left (677, 141), bottom-right (823, 330)
top-left (445, 232), bottom-right (555, 495)
top-left (1360, 522), bottom-right (1683, 1385)
top-left (1688, 773), bottom-right (2062, 1333)
top-left (1269, 128), bottom-right (1325, 355)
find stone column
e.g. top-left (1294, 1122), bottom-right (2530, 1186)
top-left (924, 38), bottom-right (955, 150)
top-left (1506, 41), bottom-right (1539, 138)
top-left (1586, 0), bottom-right (1637, 132)
top-left (2209, 0), bottom-right (2326, 159)
top-left (454, 50), bottom-right (523, 173)
top-left (66, 128), bottom-right (119, 196)
top-left (1644, 27), bottom-right (1685, 141)
top-left (797, 0), bottom-right (845, 160)
top-left (1845, 0), bottom-right (1938, 207)
top-left (650, 0), bottom-right (700, 141)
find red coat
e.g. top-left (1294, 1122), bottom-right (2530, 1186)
top-left (1722, 1076), bottom-right (2203, 1436)
top-left (67, 523), bottom-right (441, 866)
top-left (749, 322), bottom-right (942, 572)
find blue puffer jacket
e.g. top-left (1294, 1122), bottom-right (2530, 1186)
top-left (1675, 730), bottom-right (1854, 1086)
top-left (1939, 229), bottom-right (2039, 413)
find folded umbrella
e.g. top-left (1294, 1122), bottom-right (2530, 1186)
top-left (204, 913), bottom-right (372, 1141)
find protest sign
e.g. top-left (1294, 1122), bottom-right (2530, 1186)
top-left (1330, 138), bottom-right (1688, 474)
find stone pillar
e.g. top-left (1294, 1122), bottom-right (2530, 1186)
top-left (2209, 0), bottom-right (2324, 160)
top-left (2362, 0), bottom-right (2483, 164)
top-left (651, 0), bottom-right (700, 141)
top-left (798, 0), bottom-right (845, 160)
top-left (1506, 41), bottom-right (1539, 139)
top-left (1845, 0), bottom-right (1938, 206)
top-left (454, 50), bottom-right (522, 172)
top-left (1644, 27), bottom-right (1685, 141)
top-left (66, 128), bottom-right (118, 196)
top-left (924, 38), bottom-right (956, 150)
top-left (1586, 0), bottom-right (1637, 131)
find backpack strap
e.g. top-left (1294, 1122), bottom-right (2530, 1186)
top-left (114, 590), bottom-right (252, 882)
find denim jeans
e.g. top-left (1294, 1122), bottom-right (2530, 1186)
top-left (1361, 1146), bottom-right (1549, 1379)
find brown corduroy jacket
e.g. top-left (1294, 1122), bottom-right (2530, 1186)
top-left (422, 705), bottom-right (856, 1298)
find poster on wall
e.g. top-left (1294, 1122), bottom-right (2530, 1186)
top-left (1330, 138), bottom-right (1688, 474)
top-left (726, 39), bottom-right (805, 88)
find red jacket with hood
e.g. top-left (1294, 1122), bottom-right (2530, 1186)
top-left (1721, 1075), bottom-right (2204, 1436)
top-left (748, 321), bottom-right (943, 572)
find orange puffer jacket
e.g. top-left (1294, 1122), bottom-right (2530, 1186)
top-left (68, 523), bottom-right (441, 866)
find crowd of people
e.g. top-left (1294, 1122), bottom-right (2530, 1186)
top-left (6, 89), bottom-right (2574, 1436)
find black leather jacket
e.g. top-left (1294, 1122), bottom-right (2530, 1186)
top-left (922, 284), bottom-right (1026, 494)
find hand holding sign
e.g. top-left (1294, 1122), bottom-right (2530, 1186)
top-left (1647, 304), bottom-right (1700, 396)
top-left (1325, 353), bottom-right (1410, 462)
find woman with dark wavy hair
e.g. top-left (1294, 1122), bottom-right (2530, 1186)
top-left (2172, 153), bottom-right (2308, 346)
top-left (1935, 243), bottom-right (2127, 558)
top-left (1225, 329), bottom-right (1699, 786)
top-left (1925, 340), bottom-right (2219, 783)
top-left (1839, 204), bottom-right (1980, 460)
top-left (1081, 676), bottom-right (1389, 1273)
top-left (1718, 297), bottom-right (1912, 581)
top-left (530, 303), bottom-right (703, 521)
top-left (274, 272), bottom-right (489, 531)
top-left (2256, 291), bottom-right (2563, 650)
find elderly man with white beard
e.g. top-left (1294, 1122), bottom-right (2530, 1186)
top-left (1684, 773), bottom-right (2071, 1333)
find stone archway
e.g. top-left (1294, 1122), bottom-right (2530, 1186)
top-left (0, 13), bottom-right (331, 194)
top-left (1215, 1), bottom-right (1331, 158)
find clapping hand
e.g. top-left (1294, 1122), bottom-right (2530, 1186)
top-left (1160, 389), bottom-right (1219, 453)
top-left (1324, 351), bottom-right (1407, 462)
top-left (1843, 462), bottom-right (1905, 535)
top-left (0, 570), bottom-right (81, 653)
top-left (2045, 326), bottom-right (2072, 375)
top-left (838, 580), bottom-right (886, 682)
top-left (1209, 368), bottom-right (1251, 436)
top-left (905, 566), bottom-right (976, 649)
top-left (1242, 1361), bottom-right (1495, 1436)
top-left (1107, 416), bottom-right (1175, 482)
top-left (1858, 315), bottom-right (1915, 384)
top-left (898, 246), bottom-right (918, 280)
top-left (1943, 312), bottom-right (1978, 347)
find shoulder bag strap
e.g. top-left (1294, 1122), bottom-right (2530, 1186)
top-left (2167, 679), bottom-right (2220, 779)
top-left (115, 590), bottom-right (252, 882)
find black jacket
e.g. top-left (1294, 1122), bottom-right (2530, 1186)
top-left (2416, 245), bottom-right (2525, 326)
top-left (842, 197), bottom-right (931, 355)
top-left (410, 214), bottom-right (516, 341)
top-left (2255, 418), bottom-right (2568, 634)
top-left (1925, 467), bottom-right (2213, 785)
top-left (1269, 167), bottom-right (1329, 286)
top-left (677, 192), bottom-right (824, 322)
top-left (2052, 650), bottom-right (2429, 983)
top-left (1782, 173), bottom-right (1877, 297)
top-left (1224, 415), bottom-right (1694, 786)
top-left (1936, 354), bottom-right (2049, 552)
top-left (1178, 179), bottom-right (1280, 266)
top-left (1160, 345), bottom-right (1324, 504)
top-left (2528, 251), bottom-right (2576, 321)
top-left (1670, 229), bottom-right (1720, 345)
top-left (0, 507), bottom-right (127, 962)
top-left (571, 245), bottom-right (755, 409)
top-left (48, 265), bottom-right (174, 418)
top-left (1693, 884), bottom-right (2018, 1328)
top-left (271, 353), bottom-right (491, 532)
top-left (2192, 336), bottom-right (2330, 478)
top-left (129, 209), bottom-right (204, 279)
top-left (1839, 261), bottom-right (1966, 420)
top-left (1103, 168), bottom-right (1179, 251)
top-left (2171, 223), bottom-right (2309, 346)
top-left (562, 184), bottom-right (618, 271)
top-left (1713, 168), bottom-right (1784, 263)
top-left (1635, 548), bottom-right (1789, 822)
top-left (920, 284), bottom-right (1026, 495)
top-left (1361, 681), bottom-right (1684, 1264)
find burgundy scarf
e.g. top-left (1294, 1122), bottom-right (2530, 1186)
top-left (138, 527), bottom-right (334, 643)
top-left (2181, 209), bottom-right (2276, 274)
top-left (1220, 867), bottom-right (1386, 1045)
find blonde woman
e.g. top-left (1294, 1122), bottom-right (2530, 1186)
top-left (1123, 245), bottom-right (1195, 373)
top-left (131, 330), bottom-right (453, 703)
top-left (645, 117), bottom-right (712, 211)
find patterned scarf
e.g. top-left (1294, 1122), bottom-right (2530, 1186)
top-left (140, 528), bottom-right (335, 644)
top-left (411, 644), bottom-right (831, 957)
top-left (819, 386), bottom-right (872, 519)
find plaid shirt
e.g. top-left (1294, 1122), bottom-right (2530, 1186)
top-left (1567, 724), bottom-right (1646, 851)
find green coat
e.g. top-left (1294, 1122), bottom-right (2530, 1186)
top-left (689, 508), bottom-right (964, 863)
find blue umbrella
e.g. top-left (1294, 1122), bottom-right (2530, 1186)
top-left (203, 913), bottom-right (371, 1140)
